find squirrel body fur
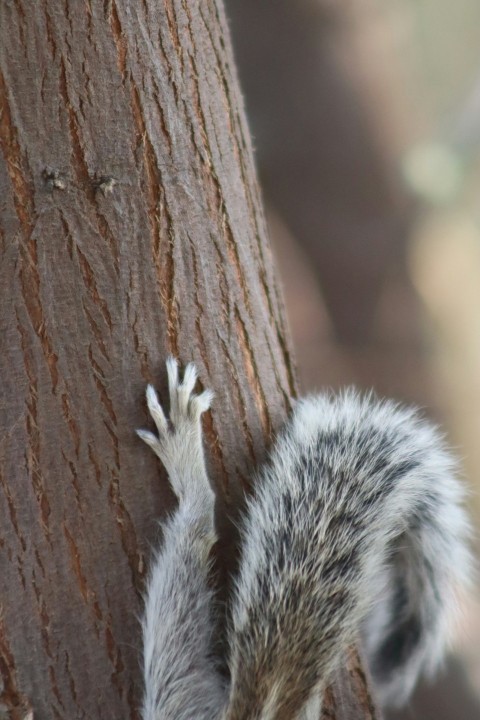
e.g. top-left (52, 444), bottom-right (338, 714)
top-left (137, 359), bottom-right (470, 720)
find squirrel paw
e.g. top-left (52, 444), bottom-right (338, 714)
top-left (137, 357), bottom-right (214, 505)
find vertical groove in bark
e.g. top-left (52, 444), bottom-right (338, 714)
top-left (0, 1), bottom-right (378, 719)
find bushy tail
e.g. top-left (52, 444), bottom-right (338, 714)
top-left (224, 391), bottom-right (470, 718)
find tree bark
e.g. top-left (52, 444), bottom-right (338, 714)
top-left (0, 2), bottom-right (379, 719)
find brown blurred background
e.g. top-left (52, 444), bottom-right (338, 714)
top-left (225, 1), bottom-right (480, 717)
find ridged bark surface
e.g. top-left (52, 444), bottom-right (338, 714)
top-left (0, 2), bottom-right (378, 719)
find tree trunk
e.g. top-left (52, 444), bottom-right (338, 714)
top-left (0, 2), bottom-right (379, 719)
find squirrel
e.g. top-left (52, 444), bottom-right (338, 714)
top-left (136, 358), bottom-right (470, 720)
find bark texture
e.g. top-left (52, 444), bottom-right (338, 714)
top-left (0, 2), bottom-right (379, 719)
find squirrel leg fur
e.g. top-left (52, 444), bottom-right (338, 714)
top-left (137, 358), bottom-right (226, 720)
top-left (138, 360), bottom-right (470, 720)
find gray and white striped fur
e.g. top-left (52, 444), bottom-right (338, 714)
top-left (137, 358), bottom-right (470, 720)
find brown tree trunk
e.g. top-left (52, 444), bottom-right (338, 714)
top-left (0, 2), bottom-right (379, 719)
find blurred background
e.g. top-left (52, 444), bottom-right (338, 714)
top-left (225, 0), bottom-right (480, 717)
